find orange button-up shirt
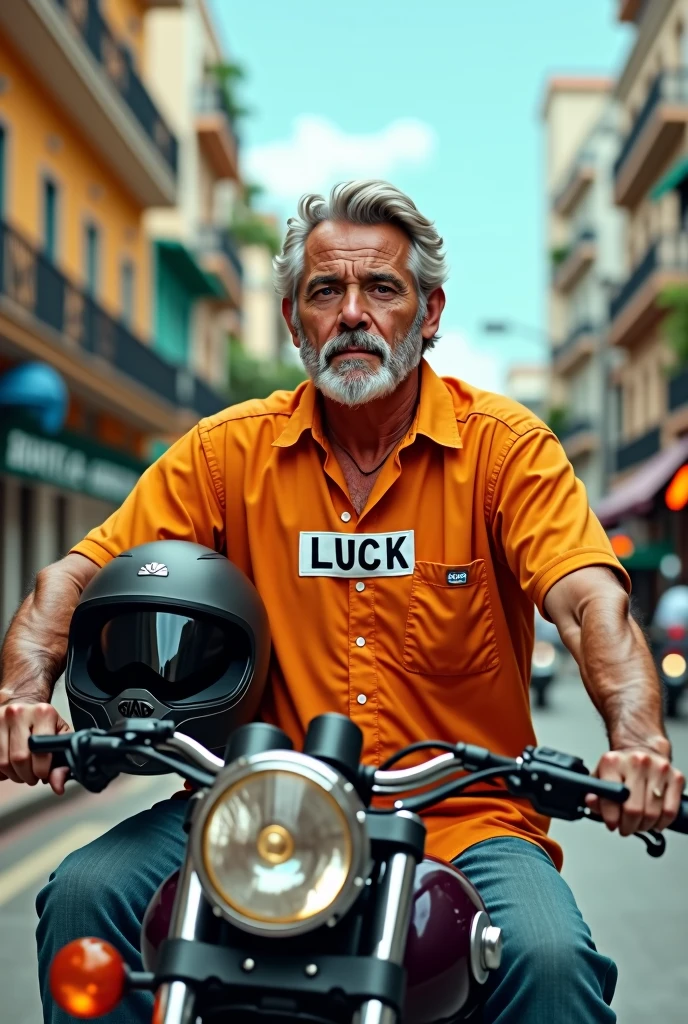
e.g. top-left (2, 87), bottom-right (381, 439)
top-left (73, 361), bottom-right (629, 869)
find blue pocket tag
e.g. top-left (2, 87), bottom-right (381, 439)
top-left (447, 570), bottom-right (468, 585)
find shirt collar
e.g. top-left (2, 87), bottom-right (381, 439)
top-left (272, 358), bottom-right (462, 450)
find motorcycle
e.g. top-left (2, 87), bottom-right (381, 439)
top-left (651, 586), bottom-right (688, 719)
top-left (529, 610), bottom-right (561, 709)
top-left (30, 715), bottom-right (688, 1024)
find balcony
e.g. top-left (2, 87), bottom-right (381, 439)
top-left (618, 0), bottom-right (650, 22)
top-left (553, 152), bottom-right (595, 218)
top-left (615, 426), bottom-right (661, 473)
top-left (0, 220), bottom-right (228, 433)
top-left (614, 70), bottom-right (688, 207)
top-left (553, 320), bottom-right (597, 376)
top-left (552, 228), bottom-right (596, 294)
top-left (0, 0), bottom-right (178, 206)
top-left (560, 418), bottom-right (599, 461)
top-left (196, 227), bottom-right (243, 309)
top-left (196, 83), bottom-right (240, 181)
top-left (609, 233), bottom-right (688, 347)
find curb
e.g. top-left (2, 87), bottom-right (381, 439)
top-left (0, 781), bottom-right (85, 833)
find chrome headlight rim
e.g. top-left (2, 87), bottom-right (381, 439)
top-left (190, 750), bottom-right (370, 937)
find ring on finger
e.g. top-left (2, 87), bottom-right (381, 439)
top-left (652, 785), bottom-right (665, 800)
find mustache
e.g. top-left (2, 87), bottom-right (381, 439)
top-left (321, 331), bottom-right (390, 366)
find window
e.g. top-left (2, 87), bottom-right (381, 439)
top-left (55, 494), bottom-right (68, 557)
top-left (0, 124), bottom-right (5, 219)
top-left (84, 222), bottom-right (100, 298)
top-left (42, 178), bottom-right (58, 261)
top-left (120, 259), bottom-right (135, 328)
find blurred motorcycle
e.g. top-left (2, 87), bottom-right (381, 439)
top-left (530, 609), bottom-right (561, 709)
top-left (651, 586), bottom-right (688, 719)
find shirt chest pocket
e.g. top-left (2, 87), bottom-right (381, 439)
top-left (402, 559), bottom-right (500, 676)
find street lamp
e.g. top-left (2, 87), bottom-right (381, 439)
top-left (479, 320), bottom-right (553, 350)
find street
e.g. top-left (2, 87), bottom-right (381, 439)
top-left (0, 669), bottom-right (687, 1024)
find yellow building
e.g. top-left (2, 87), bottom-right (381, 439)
top-left (0, 0), bottom-right (230, 632)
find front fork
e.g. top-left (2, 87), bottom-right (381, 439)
top-left (153, 854), bottom-right (213, 1024)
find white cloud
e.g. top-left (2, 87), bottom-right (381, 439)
top-left (246, 115), bottom-right (436, 202)
top-left (425, 330), bottom-right (505, 394)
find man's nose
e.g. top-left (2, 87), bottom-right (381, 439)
top-left (338, 289), bottom-right (371, 332)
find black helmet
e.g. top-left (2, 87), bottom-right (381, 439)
top-left (66, 540), bottom-right (271, 773)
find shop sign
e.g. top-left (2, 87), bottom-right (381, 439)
top-left (0, 424), bottom-right (145, 504)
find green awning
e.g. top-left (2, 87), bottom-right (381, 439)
top-left (619, 540), bottom-right (675, 571)
top-left (156, 240), bottom-right (225, 298)
top-left (651, 156), bottom-right (688, 201)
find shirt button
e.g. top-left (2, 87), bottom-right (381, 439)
top-left (357, 694), bottom-right (367, 705)
top-left (341, 511), bottom-right (352, 522)
top-left (356, 636), bottom-right (366, 647)
top-left (355, 582), bottom-right (366, 592)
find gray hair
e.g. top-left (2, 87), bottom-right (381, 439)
top-left (273, 180), bottom-right (448, 349)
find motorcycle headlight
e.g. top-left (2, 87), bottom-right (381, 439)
top-left (532, 641), bottom-right (556, 669)
top-left (662, 652), bottom-right (687, 679)
top-left (191, 752), bottom-right (370, 936)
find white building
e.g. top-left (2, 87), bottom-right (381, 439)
top-left (543, 78), bottom-right (626, 504)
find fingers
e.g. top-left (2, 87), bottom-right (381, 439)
top-left (0, 703), bottom-right (69, 786)
top-left (48, 765), bottom-right (70, 796)
top-left (595, 748), bottom-right (686, 837)
top-left (593, 751), bottom-right (624, 832)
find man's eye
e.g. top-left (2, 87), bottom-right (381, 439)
top-left (315, 287), bottom-right (334, 297)
top-left (375, 285), bottom-right (393, 294)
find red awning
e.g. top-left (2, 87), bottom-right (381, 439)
top-left (595, 436), bottom-right (688, 527)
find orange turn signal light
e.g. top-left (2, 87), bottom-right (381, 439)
top-left (49, 937), bottom-right (126, 1019)
top-left (666, 464), bottom-right (688, 512)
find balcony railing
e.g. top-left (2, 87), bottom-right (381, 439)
top-left (196, 82), bottom-right (239, 147)
top-left (553, 151), bottom-right (595, 216)
top-left (560, 417), bottom-right (595, 442)
top-left (614, 70), bottom-right (688, 180)
top-left (554, 319), bottom-right (596, 362)
top-left (615, 426), bottom-right (661, 472)
top-left (669, 367), bottom-right (688, 412)
top-left (0, 219), bottom-right (226, 417)
top-left (53, 0), bottom-right (177, 175)
top-left (197, 226), bottom-right (243, 281)
top-left (609, 233), bottom-right (688, 321)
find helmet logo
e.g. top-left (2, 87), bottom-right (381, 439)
top-left (118, 698), bottom-right (155, 718)
top-left (138, 562), bottom-right (169, 577)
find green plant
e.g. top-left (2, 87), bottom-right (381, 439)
top-left (230, 180), bottom-right (282, 256)
top-left (546, 406), bottom-right (569, 439)
top-left (229, 337), bottom-right (305, 403)
top-left (206, 61), bottom-right (251, 124)
top-left (550, 245), bottom-right (569, 267)
top-left (659, 285), bottom-right (688, 369)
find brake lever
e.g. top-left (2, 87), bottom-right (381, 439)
top-left (584, 811), bottom-right (667, 857)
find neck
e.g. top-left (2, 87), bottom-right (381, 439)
top-left (322, 365), bottom-right (421, 464)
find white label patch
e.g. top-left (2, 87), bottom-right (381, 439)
top-left (299, 531), bottom-right (415, 578)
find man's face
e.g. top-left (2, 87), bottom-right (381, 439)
top-left (287, 221), bottom-right (430, 406)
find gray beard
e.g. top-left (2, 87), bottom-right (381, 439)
top-left (295, 306), bottom-right (426, 407)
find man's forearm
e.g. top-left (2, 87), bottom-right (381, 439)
top-left (548, 569), bottom-right (668, 756)
top-left (0, 554), bottom-right (98, 704)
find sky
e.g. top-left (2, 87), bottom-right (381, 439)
top-left (209, 0), bottom-right (632, 393)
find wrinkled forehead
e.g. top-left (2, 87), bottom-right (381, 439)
top-left (302, 220), bottom-right (413, 280)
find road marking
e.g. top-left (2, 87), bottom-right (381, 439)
top-left (0, 823), bottom-right (106, 907)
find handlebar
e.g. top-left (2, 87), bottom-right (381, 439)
top-left (28, 725), bottom-right (688, 837)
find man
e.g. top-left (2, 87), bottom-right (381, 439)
top-left (0, 180), bottom-right (684, 1024)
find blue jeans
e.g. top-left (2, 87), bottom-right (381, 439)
top-left (36, 801), bottom-right (617, 1023)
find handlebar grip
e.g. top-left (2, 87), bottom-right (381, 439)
top-left (669, 797), bottom-right (688, 834)
top-left (28, 734), bottom-right (70, 769)
top-left (583, 776), bottom-right (630, 804)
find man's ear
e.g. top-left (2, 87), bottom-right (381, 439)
top-left (422, 288), bottom-right (446, 342)
top-left (283, 297), bottom-right (300, 347)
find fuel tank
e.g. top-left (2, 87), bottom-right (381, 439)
top-left (142, 856), bottom-right (488, 1023)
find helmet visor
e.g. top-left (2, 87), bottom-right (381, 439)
top-left (88, 611), bottom-right (247, 700)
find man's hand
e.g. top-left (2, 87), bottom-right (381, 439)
top-left (0, 701), bottom-right (72, 795)
top-left (588, 746), bottom-right (685, 836)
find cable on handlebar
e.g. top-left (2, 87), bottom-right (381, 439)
top-left (123, 746), bottom-right (215, 788)
top-left (378, 740), bottom-right (463, 771)
top-left (374, 766), bottom-right (512, 814)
